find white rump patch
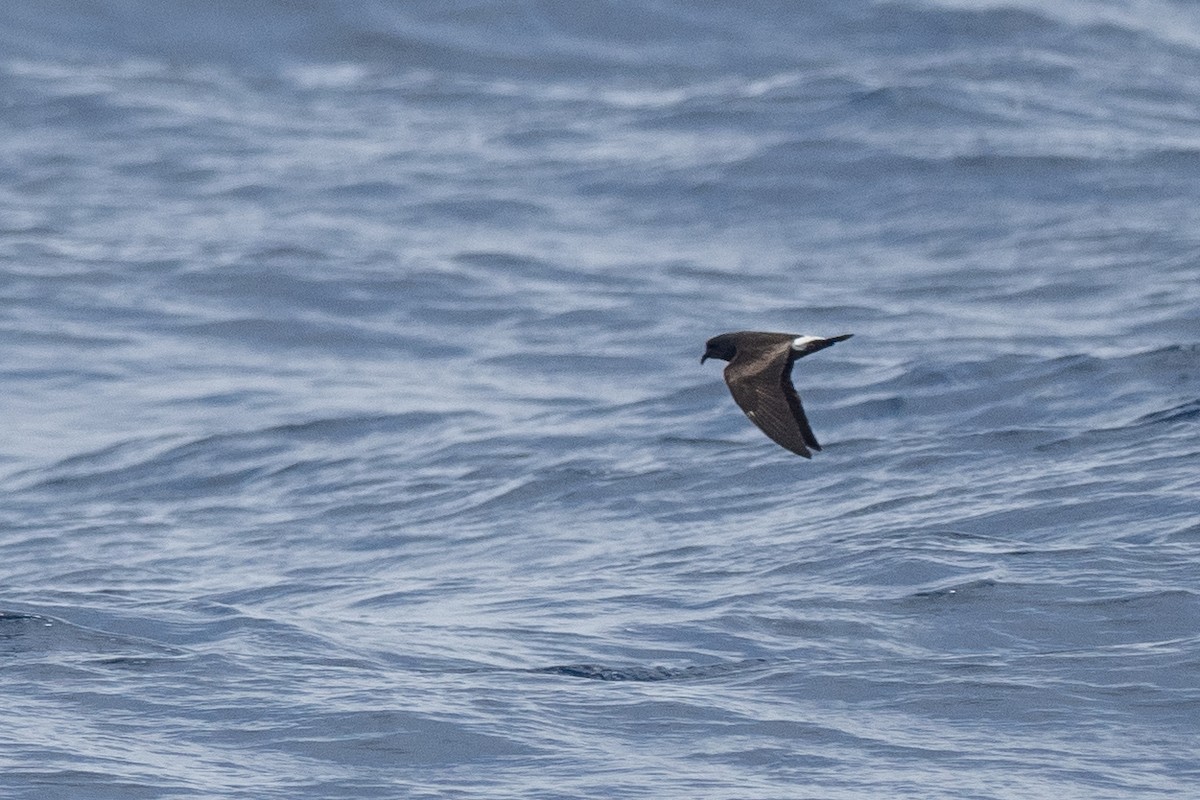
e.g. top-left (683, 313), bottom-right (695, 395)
top-left (791, 335), bottom-right (823, 349)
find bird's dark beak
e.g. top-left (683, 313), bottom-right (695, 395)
top-left (700, 352), bottom-right (709, 364)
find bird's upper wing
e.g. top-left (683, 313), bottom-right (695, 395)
top-left (724, 345), bottom-right (820, 458)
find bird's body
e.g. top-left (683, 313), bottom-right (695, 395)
top-left (702, 331), bottom-right (852, 458)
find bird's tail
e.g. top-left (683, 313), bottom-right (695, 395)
top-left (795, 333), bottom-right (853, 357)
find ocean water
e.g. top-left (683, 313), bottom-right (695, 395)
top-left (1, 1), bottom-right (1198, 797)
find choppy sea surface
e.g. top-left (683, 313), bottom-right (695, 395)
top-left (2, 2), bottom-right (1198, 798)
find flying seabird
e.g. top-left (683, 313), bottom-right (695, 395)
top-left (702, 331), bottom-right (852, 458)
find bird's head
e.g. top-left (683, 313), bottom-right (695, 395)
top-left (701, 334), bottom-right (738, 364)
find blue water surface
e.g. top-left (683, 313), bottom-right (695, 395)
top-left (1, 2), bottom-right (1198, 798)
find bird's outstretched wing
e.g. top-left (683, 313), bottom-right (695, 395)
top-left (724, 345), bottom-right (820, 458)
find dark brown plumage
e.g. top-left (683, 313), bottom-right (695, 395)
top-left (702, 331), bottom-right (852, 458)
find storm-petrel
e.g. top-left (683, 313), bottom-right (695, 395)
top-left (702, 331), bottom-right (852, 458)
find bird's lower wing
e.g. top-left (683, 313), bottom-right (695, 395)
top-left (727, 372), bottom-right (814, 458)
top-left (781, 376), bottom-right (821, 452)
